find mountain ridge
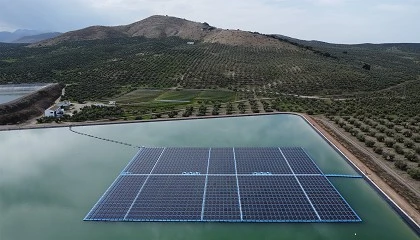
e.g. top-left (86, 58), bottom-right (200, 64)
top-left (0, 29), bottom-right (60, 43)
top-left (30, 15), bottom-right (298, 49)
top-left (13, 32), bottom-right (62, 43)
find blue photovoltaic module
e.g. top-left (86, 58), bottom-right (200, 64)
top-left (84, 147), bottom-right (361, 223)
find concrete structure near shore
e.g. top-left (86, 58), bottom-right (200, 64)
top-left (44, 105), bottom-right (64, 117)
top-left (44, 101), bottom-right (70, 117)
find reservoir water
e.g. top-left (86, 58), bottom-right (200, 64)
top-left (0, 114), bottom-right (418, 240)
top-left (0, 92), bottom-right (28, 104)
top-left (0, 84), bottom-right (49, 104)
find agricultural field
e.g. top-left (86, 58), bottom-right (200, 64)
top-left (329, 114), bottom-right (420, 181)
top-left (1, 37), bottom-right (419, 103)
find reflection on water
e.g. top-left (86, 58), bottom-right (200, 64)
top-left (0, 115), bottom-right (418, 240)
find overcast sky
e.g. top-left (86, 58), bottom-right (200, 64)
top-left (0, 0), bottom-right (419, 44)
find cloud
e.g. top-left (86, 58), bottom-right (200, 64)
top-left (309, 0), bottom-right (346, 5)
top-left (376, 3), bottom-right (409, 12)
top-left (0, 0), bottom-right (118, 31)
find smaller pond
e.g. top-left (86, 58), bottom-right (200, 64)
top-left (0, 83), bottom-right (49, 104)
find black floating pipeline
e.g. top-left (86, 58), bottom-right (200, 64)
top-left (69, 126), bottom-right (140, 148)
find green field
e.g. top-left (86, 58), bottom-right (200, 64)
top-left (155, 90), bottom-right (201, 102)
top-left (116, 89), bottom-right (164, 104)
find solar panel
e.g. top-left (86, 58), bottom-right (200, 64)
top-left (234, 147), bottom-right (291, 174)
top-left (125, 175), bottom-right (205, 221)
top-left (85, 175), bottom-right (147, 221)
top-left (152, 147), bottom-right (209, 174)
top-left (280, 147), bottom-right (322, 174)
top-left (298, 176), bottom-right (361, 222)
top-left (208, 148), bottom-right (236, 174)
top-left (239, 176), bottom-right (318, 221)
top-left (84, 147), bottom-right (362, 223)
top-left (123, 148), bottom-right (164, 174)
top-left (203, 176), bottom-right (241, 221)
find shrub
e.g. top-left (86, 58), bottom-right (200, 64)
top-left (333, 117), bottom-right (340, 124)
top-left (404, 139), bottom-right (414, 148)
top-left (405, 151), bottom-right (418, 162)
top-left (373, 147), bottom-right (383, 154)
top-left (343, 125), bottom-right (352, 132)
top-left (384, 138), bottom-right (396, 147)
top-left (385, 129), bottom-right (394, 137)
top-left (394, 126), bottom-right (403, 133)
top-left (365, 139), bottom-right (375, 148)
top-left (364, 118), bottom-right (372, 125)
top-left (375, 134), bottom-right (385, 142)
top-left (382, 151), bottom-right (395, 162)
top-left (360, 125), bottom-right (370, 132)
top-left (357, 133), bottom-right (365, 142)
top-left (395, 134), bottom-right (405, 143)
top-left (408, 168), bottom-right (420, 180)
top-left (368, 129), bottom-right (377, 137)
top-left (403, 130), bottom-right (413, 137)
top-left (198, 105), bottom-right (207, 116)
top-left (415, 146), bottom-right (420, 155)
top-left (394, 160), bottom-right (408, 171)
top-left (168, 111), bottom-right (178, 118)
top-left (212, 108), bottom-right (219, 115)
top-left (412, 134), bottom-right (420, 143)
top-left (350, 129), bottom-right (359, 136)
top-left (393, 144), bottom-right (404, 154)
top-left (377, 125), bottom-right (386, 133)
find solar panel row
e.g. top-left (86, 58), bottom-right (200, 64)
top-left (85, 175), bottom-right (147, 221)
top-left (85, 147), bottom-right (361, 223)
top-left (123, 147), bottom-right (319, 175)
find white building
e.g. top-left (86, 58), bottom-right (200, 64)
top-left (187, 42), bottom-right (195, 45)
top-left (44, 105), bottom-right (64, 117)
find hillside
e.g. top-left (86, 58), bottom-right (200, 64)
top-left (0, 15), bottom-right (419, 117)
top-left (32, 15), bottom-right (298, 49)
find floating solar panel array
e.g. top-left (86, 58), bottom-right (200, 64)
top-left (84, 147), bottom-right (362, 223)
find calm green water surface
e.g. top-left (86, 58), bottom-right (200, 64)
top-left (0, 115), bottom-right (418, 240)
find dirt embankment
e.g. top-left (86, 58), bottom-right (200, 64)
top-left (0, 83), bottom-right (64, 125)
